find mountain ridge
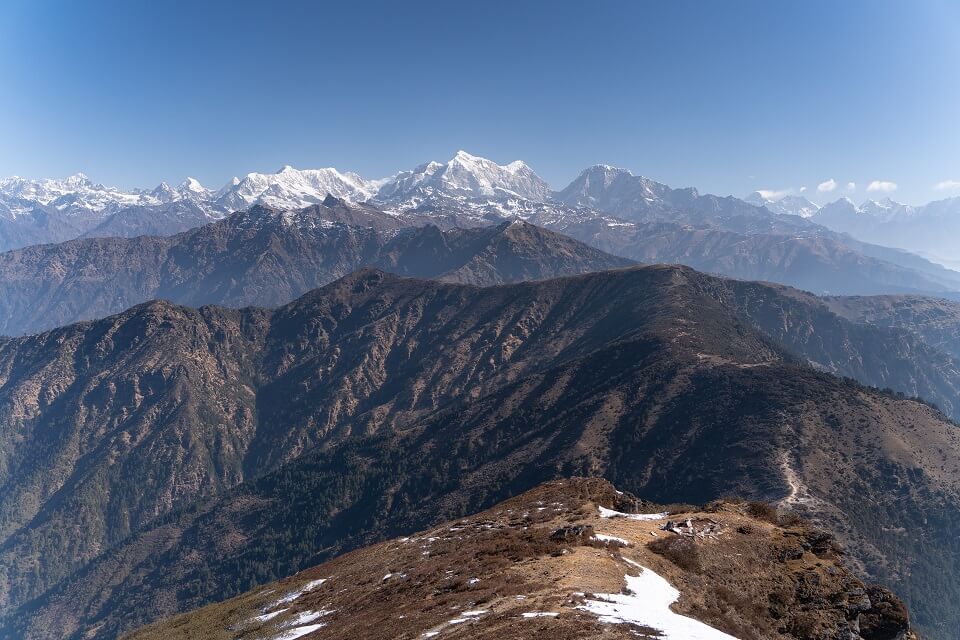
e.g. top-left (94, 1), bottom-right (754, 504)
top-left (123, 478), bottom-right (917, 640)
top-left (0, 204), bottom-right (630, 336)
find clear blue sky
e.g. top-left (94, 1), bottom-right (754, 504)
top-left (1, 0), bottom-right (958, 204)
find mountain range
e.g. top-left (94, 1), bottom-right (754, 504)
top-left (1, 267), bottom-right (958, 639)
top-left (4, 152), bottom-right (960, 299)
top-left (0, 199), bottom-right (629, 336)
top-left (2, 196), bottom-right (960, 427)
top-left (5, 151), bottom-right (960, 640)
top-left (747, 191), bottom-right (960, 270)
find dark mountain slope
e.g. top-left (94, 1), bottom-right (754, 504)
top-left (698, 277), bottom-right (960, 420)
top-left (0, 268), bottom-right (957, 638)
top-left (0, 266), bottom-right (729, 616)
top-left (0, 204), bottom-right (629, 336)
top-left (16, 322), bottom-right (958, 639)
top-left (377, 219), bottom-right (631, 285)
top-left (0, 301), bottom-right (272, 612)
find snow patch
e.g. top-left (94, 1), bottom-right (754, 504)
top-left (282, 610), bottom-right (334, 627)
top-left (598, 506), bottom-right (668, 520)
top-left (578, 563), bottom-right (739, 639)
top-left (273, 578), bottom-right (328, 606)
top-left (249, 608), bottom-right (287, 623)
top-left (268, 624), bottom-right (326, 640)
top-left (592, 533), bottom-right (630, 545)
top-left (448, 609), bottom-right (488, 625)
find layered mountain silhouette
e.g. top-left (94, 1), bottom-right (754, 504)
top-left (1, 206), bottom-right (959, 422)
top-left (0, 202), bottom-right (630, 336)
top-left (0, 267), bottom-right (958, 639)
top-left (5, 153), bottom-right (960, 299)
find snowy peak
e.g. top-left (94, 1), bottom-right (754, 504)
top-left (149, 182), bottom-right (178, 203)
top-left (855, 198), bottom-right (915, 222)
top-left (374, 150), bottom-right (552, 203)
top-left (215, 165), bottom-right (377, 211)
top-left (179, 177), bottom-right (207, 194)
top-left (0, 172), bottom-right (225, 222)
top-left (578, 164), bottom-right (635, 183)
top-left (0, 174), bottom-right (145, 215)
top-left (745, 192), bottom-right (820, 218)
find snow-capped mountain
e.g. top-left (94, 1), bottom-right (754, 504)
top-left (5, 153), bottom-right (960, 279)
top-left (148, 178), bottom-right (214, 205)
top-left (744, 192), bottom-right (820, 218)
top-left (815, 197), bottom-right (916, 224)
top-left (812, 196), bottom-right (960, 268)
top-left (0, 173), bottom-right (226, 251)
top-left (215, 165), bottom-right (377, 211)
top-left (0, 173), bottom-right (215, 218)
top-left (0, 174), bottom-right (143, 218)
top-left (555, 165), bottom-right (815, 235)
top-left (857, 197), bottom-right (915, 222)
top-left (374, 150), bottom-right (552, 205)
top-left (816, 196), bottom-right (859, 218)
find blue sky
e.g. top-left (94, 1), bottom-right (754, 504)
top-left (1, 0), bottom-right (958, 204)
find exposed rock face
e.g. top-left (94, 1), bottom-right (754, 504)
top-left (124, 479), bottom-right (916, 640)
top-left (0, 267), bottom-right (955, 638)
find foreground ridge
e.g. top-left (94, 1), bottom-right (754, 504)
top-left (126, 479), bottom-right (915, 640)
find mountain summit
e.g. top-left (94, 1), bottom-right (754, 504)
top-left (374, 150), bottom-right (552, 203)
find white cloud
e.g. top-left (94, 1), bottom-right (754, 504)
top-left (800, 186), bottom-right (807, 193)
top-left (817, 178), bottom-right (838, 193)
top-left (846, 182), bottom-right (856, 192)
top-left (866, 180), bottom-right (898, 193)
top-left (934, 180), bottom-right (960, 191)
top-left (756, 188), bottom-right (792, 201)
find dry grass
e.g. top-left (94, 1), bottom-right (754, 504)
top-left (126, 479), bottom-right (914, 640)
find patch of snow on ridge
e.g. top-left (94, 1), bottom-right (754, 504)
top-left (598, 506), bottom-right (668, 520)
top-left (449, 609), bottom-right (488, 624)
top-left (268, 624), bottom-right (326, 640)
top-left (282, 610), bottom-right (335, 627)
top-left (578, 563), bottom-right (740, 639)
top-left (592, 533), bottom-right (630, 545)
top-left (249, 608), bottom-right (287, 623)
top-left (273, 578), bottom-right (328, 606)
